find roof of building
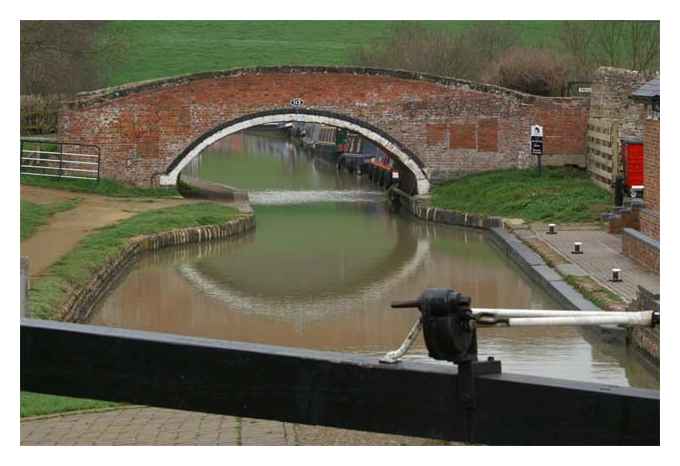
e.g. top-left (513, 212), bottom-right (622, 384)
top-left (631, 79), bottom-right (660, 101)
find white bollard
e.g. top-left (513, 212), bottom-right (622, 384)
top-left (547, 223), bottom-right (557, 234)
top-left (572, 242), bottom-right (583, 254)
top-left (611, 268), bottom-right (622, 282)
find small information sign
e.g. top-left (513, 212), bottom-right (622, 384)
top-left (531, 140), bottom-right (544, 156)
top-left (530, 124), bottom-right (544, 156)
top-left (530, 125), bottom-right (544, 175)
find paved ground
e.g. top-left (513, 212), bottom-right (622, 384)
top-left (517, 223), bottom-right (659, 303)
top-left (20, 407), bottom-right (449, 446)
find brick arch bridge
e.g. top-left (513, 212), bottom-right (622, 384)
top-left (59, 66), bottom-right (589, 195)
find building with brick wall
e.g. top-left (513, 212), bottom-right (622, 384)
top-left (622, 79), bottom-right (660, 272)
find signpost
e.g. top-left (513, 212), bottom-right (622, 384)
top-left (531, 125), bottom-right (544, 175)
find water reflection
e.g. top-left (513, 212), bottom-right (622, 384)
top-left (90, 128), bottom-right (658, 389)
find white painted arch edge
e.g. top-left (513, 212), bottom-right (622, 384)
top-left (159, 113), bottom-right (431, 195)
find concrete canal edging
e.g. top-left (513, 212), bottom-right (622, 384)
top-left (391, 186), bottom-right (662, 363)
top-left (58, 214), bottom-right (256, 323)
top-left (389, 187), bottom-right (600, 311)
top-left (178, 174), bottom-right (250, 204)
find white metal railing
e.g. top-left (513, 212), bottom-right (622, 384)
top-left (20, 140), bottom-right (100, 182)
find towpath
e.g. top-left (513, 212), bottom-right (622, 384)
top-left (20, 186), bottom-right (193, 279)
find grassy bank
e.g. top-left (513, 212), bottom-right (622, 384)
top-left (431, 167), bottom-right (611, 223)
top-left (21, 175), bottom-right (180, 198)
top-left (21, 198), bottom-right (82, 241)
top-left (101, 21), bottom-right (564, 86)
top-left (22, 202), bottom-right (241, 417)
top-left (29, 202), bottom-right (240, 320)
top-left (21, 392), bottom-right (121, 418)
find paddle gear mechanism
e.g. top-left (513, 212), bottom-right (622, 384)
top-left (382, 287), bottom-right (660, 443)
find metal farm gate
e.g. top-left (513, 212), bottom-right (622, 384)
top-left (20, 139), bottom-right (100, 182)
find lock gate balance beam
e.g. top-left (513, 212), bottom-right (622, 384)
top-left (20, 318), bottom-right (659, 445)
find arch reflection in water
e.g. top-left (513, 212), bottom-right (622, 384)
top-left (90, 201), bottom-right (657, 389)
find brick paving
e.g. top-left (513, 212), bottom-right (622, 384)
top-left (20, 407), bottom-right (450, 446)
top-left (520, 224), bottom-right (659, 303)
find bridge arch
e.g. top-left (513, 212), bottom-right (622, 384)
top-left (161, 108), bottom-right (431, 194)
top-left (59, 66), bottom-right (589, 192)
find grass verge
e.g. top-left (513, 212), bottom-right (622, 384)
top-left (29, 202), bottom-right (240, 320)
top-left (21, 175), bottom-right (181, 198)
top-left (21, 198), bottom-right (82, 241)
top-left (21, 392), bottom-right (121, 418)
top-left (564, 275), bottom-right (627, 311)
top-left (431, 167), bottom-right (612, 223)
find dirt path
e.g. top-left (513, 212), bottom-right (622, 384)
top-left (20, 186), bottom-right (194, 278)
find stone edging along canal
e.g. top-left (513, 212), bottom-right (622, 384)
top-left (389, 187), bottom-right (600, 312)
top-left (58, 214), bottom-right (256, 324)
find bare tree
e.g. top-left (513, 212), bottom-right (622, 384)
top-left (559, 20), bottom-right (661, 84)
top-left (490, 47), bottom-right (568, 96)
top-left (20, 20), bottom-right (126, 95)
top-left (559, 21), bottom-right (597, 80)
top-left (594, 21), bottom-right (625, 68)
top-left (353, 22), bottom-right (519, 83)
top-left (627, 21), bottom-right (659, 72)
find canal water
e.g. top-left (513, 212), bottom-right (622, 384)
top-left (90, 129), bottom-right (659, 389)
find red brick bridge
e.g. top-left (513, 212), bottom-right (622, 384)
top-left (59, 66), bottom-right (589, 195)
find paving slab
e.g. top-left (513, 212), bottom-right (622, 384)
top-left (20, 407), bottom-right (453, 446)
top-left (534, 228), bottom-right (659, 303)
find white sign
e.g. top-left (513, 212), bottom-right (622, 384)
top-left (392, 171), bottom-right (400, 180)
top-left (531, 125), bottom-right (544, 138)
top-left (290, 97), bottom-right (304, 108)
top-left (578, 87), bottom-right (592, 94)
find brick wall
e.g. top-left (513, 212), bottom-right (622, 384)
top-left (640, 118), bottom-right (660, 241)
top-left (59, 66), bottom-right (590, 187)
top-left (586, 67), bottom-right (651, 190)
top-left (626, 286), bottom-right (659, 364)
top-left (589, 67), bottom-right (648, 140)
top-left (622, 228), bottom-right (660, 272)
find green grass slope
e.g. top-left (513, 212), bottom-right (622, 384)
top-left (101, 20), bottom-right (563, 86)
top-left (431, 167), bottom-right (611, 223)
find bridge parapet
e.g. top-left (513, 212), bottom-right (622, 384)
top-left (58, 66), bottom-right (590, 192)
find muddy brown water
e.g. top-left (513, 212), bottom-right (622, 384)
top-left (90, 129), bottom-right (659, 389)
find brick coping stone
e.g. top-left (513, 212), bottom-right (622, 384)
top-left (66, 65), bottom-right (587, 109)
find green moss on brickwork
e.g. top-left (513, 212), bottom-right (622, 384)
top-left (431, 167), bottom-right (612, 223)
top-left (28, 203), bottom-right (240, 320)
